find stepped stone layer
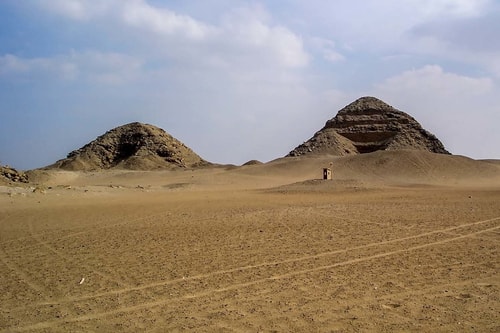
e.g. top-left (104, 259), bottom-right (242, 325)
top-left (288, 97), bottom-right (449, 157)
top-left (49, 122), bottom-right (210, 171)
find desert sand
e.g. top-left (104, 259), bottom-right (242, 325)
top-left (1, 151), bottom-right (499, 332)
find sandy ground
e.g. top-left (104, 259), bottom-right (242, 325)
top-left (0, 151), bottom-right (499, 332)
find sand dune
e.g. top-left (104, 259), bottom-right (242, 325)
top-left (1, 151), bottom-right (499, 332)
top-left (229, 150), bottom-right (500, 189)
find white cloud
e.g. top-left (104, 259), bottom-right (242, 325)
top-left (267, 26), bottom-right (308, 67)
top-left (372, 65), bottom-right (494, 124)
top-left (35, 0), bottom-right (213, 39)
top-left (371, 65), bottom-right (497, 158)
top-left (75, 51), bottom-right (143, 84)
top-left (218, 6), bottom-right (308, 68)
top-left (34, 1), bottom-right (309, 69)
top-left (408, 9), bottom-right (500, 77)
top-left (375, 65), bottom-right (492, 98)
top-left (0, 54), bottom-right (75, 80)
top-left (0, 54), bottom-right (31, 73)
top-left (121, 0), bottom-right (214, 40)
top-left (36, 0), bottom-right (88, 20)
top-left (34, 0), bottom-right (118, 20)
top-left (310, 37), bottom-right (344, 63)
top-left (417, 0), bottom-right (490, 18)
top-left (0, 52), bottom-right (142, 84)
top-left (286, 0), bottom-right (493, 58)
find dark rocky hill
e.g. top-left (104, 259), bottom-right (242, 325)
top-left (0, 164), bottom-right (28, 183)
top-left (48, 122), bottom-right (211, 171)
top-left (288, 96), bottom-right (449, 157)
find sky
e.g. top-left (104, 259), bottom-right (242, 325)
top-left (1, 0), bottom-right (499, 169)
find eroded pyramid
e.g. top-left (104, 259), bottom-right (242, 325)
top-left (288, 97), bottom-right (449, 157)
top-left (49, 122), bottom-right (210, 171)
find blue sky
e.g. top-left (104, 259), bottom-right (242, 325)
top-left (1, 0), bottom-right (499, 169)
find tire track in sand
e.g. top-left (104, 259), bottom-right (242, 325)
top-left (0, 210), bottom-right (174, 248)
top-left (0, 210), bottom-right (51, 297)
top-left (26, 220), bottom-right (130, 289)
top-left (0, 246), bottom-right (49, 297)
top-left (11, 221), bottom-right (499, 332)
top-left (35, 216), bottom-right (500, 306)
top-left (9, 216), bottom-right (498, 333)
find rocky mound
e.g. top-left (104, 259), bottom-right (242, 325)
top-left (1, 164), bottom-right (28, 183)
top-left (242, 160), bottom-right (263, 166)
top-left (48, 122), bottom-right (211, 171)
top-left (288, 96), bottom-right (449, 157)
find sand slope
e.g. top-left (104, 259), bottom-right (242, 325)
top-left (25, 150), bottom-right (500, 190)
